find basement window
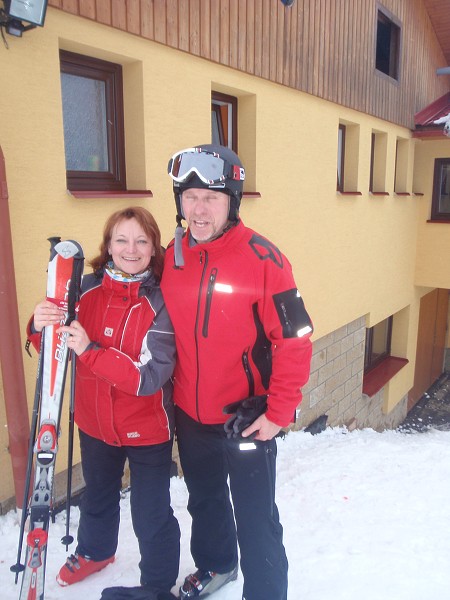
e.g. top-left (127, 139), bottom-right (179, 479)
top-left (364, 316), bottom-right (393, 372)
top-left (363, 315), bottom-right (408, 396)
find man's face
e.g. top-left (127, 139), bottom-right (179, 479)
top-left (181, 188), bottom-right (230, 242)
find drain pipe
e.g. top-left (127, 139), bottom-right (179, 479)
top-left (0, 146), bottom-right (30, 510)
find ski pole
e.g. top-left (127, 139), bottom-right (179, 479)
top-left (10, 335), bottom-right (44, 583)
top-left (61, 248), bottom-right (83, 550)
top-left (61, 350), bottom-right (76, 550)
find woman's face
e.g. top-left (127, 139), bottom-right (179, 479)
top-left (108, 217), bottom-right (154, 274)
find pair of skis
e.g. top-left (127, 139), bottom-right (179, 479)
top-left (10, 238), bottom-right (84, 600)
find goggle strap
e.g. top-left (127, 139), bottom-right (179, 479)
top-left (232, 165), bottom-right (245, 181)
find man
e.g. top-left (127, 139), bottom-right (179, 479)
top-left (161, 144), bottom-right (313, 600)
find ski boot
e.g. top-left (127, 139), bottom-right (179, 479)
top-left (179, 565), bottom-right (238, 597)
top-left (56, 552), bottom-right (115, 586)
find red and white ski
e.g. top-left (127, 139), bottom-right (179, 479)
top-left (11, 238), bottom-right (84, 600)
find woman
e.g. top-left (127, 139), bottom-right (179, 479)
top-left (28, 207), bottom-right (180, 594)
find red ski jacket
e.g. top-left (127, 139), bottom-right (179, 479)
top-left (28, 270), bottom-right (176, 447)
top-left (161, 220), bottom-right (313, 427)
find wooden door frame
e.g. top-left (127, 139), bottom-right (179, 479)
top-left (408, 288), bottom-right (449, 410)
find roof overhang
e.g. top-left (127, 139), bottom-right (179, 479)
top-left (413, 92), bottom-right (450, 139)
top-left (423, 0), bottom-right (450, 66)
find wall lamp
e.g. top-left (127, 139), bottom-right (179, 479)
top-left (0, 0), bottom-right (48, 37)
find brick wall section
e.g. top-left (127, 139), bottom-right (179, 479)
top-left (294, 316), bottom-right (408, 433)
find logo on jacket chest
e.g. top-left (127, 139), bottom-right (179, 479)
top-left (104, 327), bottom-right (114, 337)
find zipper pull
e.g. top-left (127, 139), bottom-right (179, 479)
top-left (199, 251), bottom-right (203, 264)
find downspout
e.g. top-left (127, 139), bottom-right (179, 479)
top-left (0, 146), bottom-right (30, 510)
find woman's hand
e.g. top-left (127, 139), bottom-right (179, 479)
top-left (33, 300), bottom-right (65, 333)
top-left (57, 320), bottom-right (91, 356)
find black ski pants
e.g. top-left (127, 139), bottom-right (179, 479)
top-left (76, 430), bottom-right (180, 591)
top-left (175, 407), bottom-right (288, 600)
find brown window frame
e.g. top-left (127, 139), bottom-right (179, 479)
top-left (60, 50), bottom-right (126, 192)
top-left (211, 91), bottom-right (238, 153)
top-left (337, 124), bottom-right (346, 192)
top-left (369, 133), bottom-right (376, 192)
top-left (431, 158), bottom-right (450, 221)
top-left (364, 316), bottom-right (393, 373)
top-left (375, 7), bottom-right (401, 81)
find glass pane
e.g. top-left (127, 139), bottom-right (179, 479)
top-left (211, 110), bottom-right (222, 145)
top-left (438, 163), bottom-right (450, 214)
top-left (61, 73), bottom-right (108, 172)
top-left (371, 320), bottom-right (389, 361)
top-left (337, 127), bottom-right (344, 189)
top-left (376, 18), bottom-right (391, 74)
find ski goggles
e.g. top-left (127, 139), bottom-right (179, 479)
top-left (168, 147), bottom-right (245, 185)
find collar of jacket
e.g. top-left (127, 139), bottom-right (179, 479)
top-left (102, 268), bottom-right (158, 296)
top-left (184, 219), bottom-right (245, 257)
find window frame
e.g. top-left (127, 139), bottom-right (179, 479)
top-left (369, 133), bottom-right (375, 193)
top-left (59, 50), bottom-right (126, 192)
top-left (364, 316), bottom-right (393, 373)
top-left (431, 158), bottom-right (450, 221)
top-left (211, 91), bottom-right (238, 153)
top-left (375, 7), bottom-right (401, 81)
top-left (337, 124), bottom-right (346, 192)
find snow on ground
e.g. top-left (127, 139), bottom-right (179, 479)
top-left (2, 426), bottom-right (450, 599)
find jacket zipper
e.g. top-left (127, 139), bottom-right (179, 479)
top-left (242, 350), bottom-right (255, 397)
top-left (202, 267), bottom-right (217, 337)
top-left (195, 250), bottom-right (208, 421)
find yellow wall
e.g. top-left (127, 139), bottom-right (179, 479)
top-left (1, 8), bottom-right (448, 499)
top-left (414, 139), bottom-right (450, 288)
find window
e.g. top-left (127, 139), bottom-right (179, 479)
top-left (337, 124), bottom-right (346, 192)
top-left (375, 8), bottom-right (400, 80)
top-left (337, 121), bottom-right (360, 194)
top-left (211, 92), bottom-right (237, 152)
top-left (60, 51), bottom-right (126, 192)
top-left (431, 159), bottom-right (450, 220)
top-left (369, 133), bottom-right (375, 193)
top-left (394, 138), bottom-right (409, 194)
top-left (369, 131), bottom-right (388, 193)
top-left (364, 316), bottom-right (393, 373)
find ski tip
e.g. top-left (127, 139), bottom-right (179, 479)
top-left (54, 240), bottom-right (84, 260)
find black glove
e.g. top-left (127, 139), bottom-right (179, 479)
top-left (100, 586), bottom-right (177, 600)
top-left (223, 395), bottom-right (268, 439)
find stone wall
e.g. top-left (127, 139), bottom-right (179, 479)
top-left (295, 316), bottom-right (408, 433)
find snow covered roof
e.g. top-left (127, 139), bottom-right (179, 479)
top-left (413, 92), bottom-right (450, 138)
